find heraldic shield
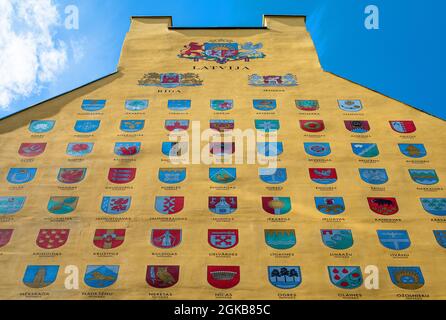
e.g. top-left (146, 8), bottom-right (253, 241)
top-left (7, 168), bottom-right (37, 184)
top-left (0, 229), bottom-right (13, 248)
top-left (304, 143), bottom-right (331, 157)
top-left (259, 168), bottom-right (287, 184)
top-left (359, 168), bottom-right (388, 185)
top-left (255, 120), bottom-right (280, 132)
top-left (420, 198), bottom-right (446, 216)
top-left (300, 120), bottom-right (325, 133)
top-left (296, 99), bottom-right (319, 111)
top-left (47, 196), bottom-right (78, 215)
top-left (328, 266), bottom-right (363, 289)
top-left (208, 229), bottom-right (239, 250)
top-left (151, 229), bottom-right (182, 249)
top-left (338, 99), bottom-right (363, 112)
top-left (367, 197), bottom-right (399, 216)
top-left (146, 265), bottom-right (179, 289)
top-left (94, 229), bottom-right (126, 249)
top-left (66, 142), bottom-right (94, 157)
top-left (409, 169), bottom-right (439, 185)
top-left (210, 99), bottom-right (233, 111)
top-left (377, 230), bottom-right (411, 250)
top-left (18, 143), bottom-right (46, 157)
top-left (36, 229), bottom-right (69, 250)
top-left (389, 121), bottom-right (416, 134)
top-left (158, 168), bottom-right (186, 184)
top-left (210, 143), bottom-right (235, 156)
top-left (257, 142), bottom-right (283, 157)
top-left (344, 120), bottom-right (370, 133)
top-left (165, 120), bottom-right (190, 131)
top-left (29, 120), bottom-right (55, 133)
top-left (268, 266), bottom-right (302, 289)
top-left (168, 100), bottom-right (191, 111)
top-left (309, 168), bottom-right (337, 184)
top-left (57, 168), bottom-right (86, 184)
top-left (74, 120), bottom-right (100, 133)
top-left (120, 120), bottom-right (145, 132)
top-left (84, 265), bottom-right (119, 288)
top-left (209, 168), bottom-right (236, 184)
top-left (155, 196), bottom-right (184, 215)
top-left (0, 196), bottom-right (26, 214)
top-left (315, 197), bottom-right (345, 215)
top-left (262, 197), bottom-right (291, 215)
top-left (321, 229), bottom-right (353, 250)
top-left (108, 168), bottom-right (136, 184)
top-left (211, 120), bottom-right (235, 132)
top-left (208, 197), bottom-right (237, 215)
top-left (207, 266), bottom-right (240, 289)
top-left (398, 144), bottom-right (427, 158)
top-left (387, 266), bottom-right (424, 290)
top-left (101, 196), bottom-right (131, 214)
top-left (23, 265), bottom-right (59, 289)
top-left (114, 142), bottom-right (141, 156)
top-left (253, 99), bottom-right (276, 111)
top-left (81, 99), bottom-right (106, 112)
top-left (264, 229), bottom-right (296, 250)
top-left (433, 230), bottom-right (446, 248)
top-left (125, 99), bottom-right (148, 111)
top-left (351, 143), bottom-right (379, 158)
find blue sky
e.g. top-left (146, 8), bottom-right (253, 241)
top-left (1, 0), bottom-right (444, 119)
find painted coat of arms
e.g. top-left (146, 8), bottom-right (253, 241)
top-left (351, 143), bottom-right (379, 158)
top-left (398, 144), bottom-right (427, 158)
top-left (309, 168), bottom-right (338, 184)
top-left (81, 99), bottom-right (106, 112)
top-left (158, 168), bottom-right (186, 184)
top-left (146, 265), bottom-right (179, 289)
top-left (259, 168), bottom-right (287, 184)
top-left (209, 168), bottom-right (236, 184)
top-left (420, 198), bottom-right (446, 216)
top-left (315, 197), bottom-right (345, 215)
top-left (409, 169), bottom-right (439, 185)
top-left (433, 230), bottom-right (446, 248)
top-left (262, 197), bottom-right (292, 215)
top-left (179, 40), bottom-right (265, 64)
top-left (321, 229), bottom-right (353, 250)
top-left (93, 229), bottom-right (126, 249)
top-left (359, 168), bottom-right (388, 185)
top-left (155, 196), bottom-right (185, 215)
top-left (36, 229), bottom-right (69, 250)
top-left (47, 196), bottom-right (78, 215)
top-left (304, 143), bottom-right (331, 157)
top-left (328, 266), bottom-right (363, 289)
top-left (84, 265), bottom-right (119, 288)
top-left (7, 168), bottom-right (37, 184)
top-left (389, 121), bottom-right (416, 134)
top-left (208, 229), bottom-right (239, 250)
top-left (23, 265), bottom-right (59, 289)
top-left (377, 230), bottom-right (411, 250)
top-left (249, 74), bottom-right (298, 87)
top-left (387, 267), bottom-right (424, 290)
top-left (368, 197), bottom-right (399, 215)
top-left (0, 229), bottom-right (13, 248)
top-left (207, 266), bottom-right (240, 289)
top-left (151, 229), bottom-right (182, 249)
top-left (0, 196), bottom-right (26, 214)
top-left (57, 168), bottom-right (86, 184)
top-left (108, 168), bottom-right (136, 184)
top-left (296, 100), bottom-right (319, 111)
top-left (29, 120), bottom-right (55, 133)
top-left (300, 120), bottom-right (325, 133)
top-left (101, 196), bottom-right (131, 214)
top-left (66, 143), bottom-right (94, 157)
top-left (114, 142), bottom-right (141, 156)
top-left (208, 197), bottom-right (237, 215)
top-left (338, 100), bottom-right (363, 112)
top-left (138, 72), bottom-right (203, 88)
top-left (268, 266), bottom-right (302, 289)
top-left (264, 229), bottom-right (296, 250)
top-left (253, 99), bottom-right (276, 111)
top-left (18, 143), bottom-right (46, 157)
top-left (344, 120), bottom-right (370, 133)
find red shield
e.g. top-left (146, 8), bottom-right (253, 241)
top-left (18, 143), bottom-right (47, 157)
top-left (0, 229), bottom-right (13, 248)
top-left (207, 266), bottom-right (240, 289)
top-left (108, 168), bottom-right (136, 184)
top-left (300, 120), bottom-right (325, 133)
top-left (58, 168), bottom-right (86, 184)
top-left (36, 229), bottom-right (69, 249)
top-left (93, 229), bottom-right (126, 249)
top-left (367, 197), bottom-right (399, 215)
top-left (208, 197), bottom-right (238, 214)
top-left (151, 229), bottom-right (182, 249)
top-left (208, 229), bottom-right (238, 250)
top-left (344, 120), bottom-right (370, 133)
top-left (146, 265), bottom-right (179, 288)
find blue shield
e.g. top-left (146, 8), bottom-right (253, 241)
top-left (304, 143), bottom-right (331, 157)
top-left (433, 230), bottom-right (446, 248)
top-left (84, 265), bottom-right (119, 288)
top-left (159, 168), bottom-right (186, 184)
top-left (23, 265), bottom-right (59, 288)
top-left (377, 230), bottom-right (411, 250)
top-left (259, 168), bottom-right (287, 184)
top-left (328, 266), bottom-right (363, 289)
top-left (81, 99), bottom-right (106, 112)
top-left (264, 229), bottom-right (296, 250)
top-left (351, 143), bottom-right (379, 158)
top-left (101, 197), bottom-right (131, 215)
top-left (162, 142), bottom-right (188, 157)
top-left (257, 142), bottom-right (283, 157)
top-left (125, 99), bottom-right (148, 111)
top-left (268, 266), bottom-right (302, 289)
top-left (398, 144), bottom-right (427, 158)
top-left (315, 197), bottom-right (345, 215)
top-left (7, 168), bottom-right (37, 184)
top-left (168, 100), bottom-right (191, 111)
top-left (255, 120), bottom-right (280, 132)
top-left (321, 229), bottom-right (353, 250)
top-left (359, 168), bottom-right (388, 185)
top-left (253, 99), bottom-right (276, 111)
top-left (120, 120), bottom-right (145, 133)
top-left (388, 267), bottom-right (424, 290)
top-left (47, 197), bottom-right (78, 215)
top-left (420, 198), bottom-right (446, 216)
top-left (29, 120), bottom-right (55, 133)
top-left (0, 197), bottom-right (26, 214)
top-left (210, 100), bottom-right (233, 111)
top-left (66, 143), bottom-right (94, 157)
top-left (114, 142), bottom-right (141, 156)
top-left (209, 168), bottom-right (236, 184)
top-left (338, 100), bottom-right (363, 112)
top-left (74, 120), bottom-right (100, 133)
top-left (409, 169), bottom-right (439, 185)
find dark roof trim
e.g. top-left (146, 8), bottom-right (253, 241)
top-left (0, 71), bottom-right (118, 121)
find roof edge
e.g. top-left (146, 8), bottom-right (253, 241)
top-left (0, 71), bottom-right (119, 121)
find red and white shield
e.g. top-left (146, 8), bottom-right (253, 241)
top-left (0, 229), bottom-right (13, 248)
top-left (151, 229), bottom-right (182, 249)
top-left (93, 229), bottom-right (126, 249)
top-left (208, 229), bottom-right (238, 249)
top-left (36, 229), bottom-right (69, 249)
top-left (207, 266), bottom-right (240, 289)
top-left (108, 168), bottom-right (136, 184)
top-left (146, 265), bottom-right (180, 288)
top-left (18, 143), bottom-right (47, 157)
top-left (367, 197), bottom-right (399, 215)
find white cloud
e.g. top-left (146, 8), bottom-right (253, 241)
top-left (0, 0), bottom-right (67, 109)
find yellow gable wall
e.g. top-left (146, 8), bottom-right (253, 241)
top-left (0, 16), bottom-right (445, 299)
